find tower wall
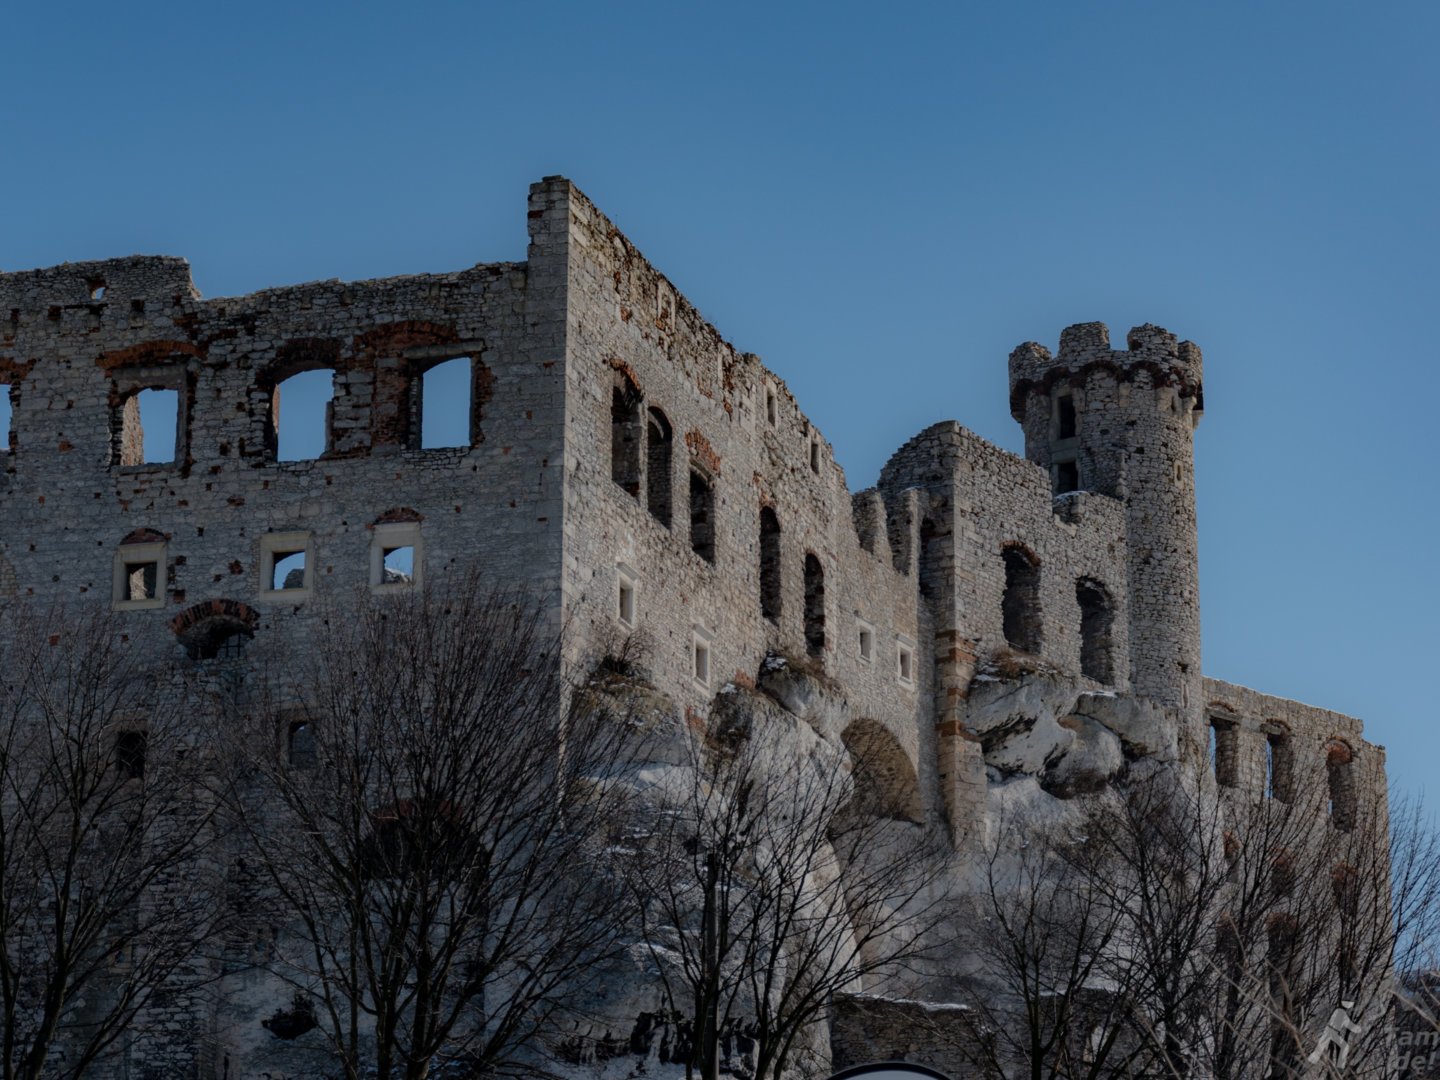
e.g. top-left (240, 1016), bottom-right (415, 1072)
top-left (1009, 321), bottom-right (1205, 755)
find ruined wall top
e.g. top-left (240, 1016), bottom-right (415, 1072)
top-left (0, 256), bottom-right (202, 309)
top-left (1008, 320), bottom-right (1204, 421)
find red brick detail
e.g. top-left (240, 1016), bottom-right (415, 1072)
top-left (120, 528), bottom-right (167, 546)
top-left (96, 340), bottom-right (202, 370)
top-left (169, 598), bottom-right (260, 637)
top-left (685, 430), bottom-right (721, 476)
top-left (373, 506), bottom-right (424, 526)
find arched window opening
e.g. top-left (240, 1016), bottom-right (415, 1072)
top-left (759, 506), bottom-right (782, 622)
top-left (1001, 545), bottom-right (1041, 653)
top-left (114, 730), bottom-right (147, 780)
top-left (804, 553), bottom-right (825, 658)
top-left (1327, 740), bottom-right (1356, 832)
top-left (1075, 579), bottom-right (1114, 683)
top-left (272, 368), bottom-right (335, 461)
top-left (1266, 728), bottom-right (1293, 802)
top-left (610, 372), bottom-right (642, 497)
top-left (646, 408), bottom-right (673, 527)
top-left (1210, 717), bottom-right (1238, 787)
top-left (287, 719), bottom-right (316, 770)
top-left (417, 357), bottom-right (473, 449)
top-left (689, 469), bottom-right (715, 563)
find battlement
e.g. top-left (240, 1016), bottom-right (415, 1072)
top-left (1008, 320), bottom-right (1203, 421)
top-left (0, 255), bottom-right (201, 310)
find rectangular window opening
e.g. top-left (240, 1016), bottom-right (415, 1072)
top-left (125, 560), bottom-right (159, 602)
top-left (1055, 459), bottom-right (1079, 495)
top-left (120, 387), bottom-right (179, 466)
top-left (382, 546), bottom-right (415, 585)
top-left (274, 369), bottom-right (335, 461)
top-left (0, 384), bottom-right (12, 451)
top-left (858, 628), bottom-right (873, 662)
top-left (115, 731), bottom-right (147, 779)
top-left (419, 357), bottom-right (473, 449)
top-left (270, 550), bottom-right (306, 591)
top-left (693, 638), bottom-right (711, 686)
top-left (765, 387), bottom-right (777, 425)
top-left (898, 645), bottom-right (914, 683)
top-left (1057, 394), bottom-right (1077, 440)
top-left (617, 570), bottom-right (637, 627)
top-left (287, 720), bottom-right (316, 769)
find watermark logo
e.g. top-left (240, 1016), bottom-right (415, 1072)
top-left (1308, 1000), bottom-right (1364, 1071)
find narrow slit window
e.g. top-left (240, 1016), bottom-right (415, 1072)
top-left (804, 553), bottom-right (825, 658)
top-left (809, 440), bottom-right (821, 474)
top-left (858, 627), bottom-right (873, 662)
top-left (646, 408), bottom-right (673, 527)
top-left (617, 567), bottom-right (637, 627)
top-left (1327, 741), bottom-right (1356, 831)
top-left (1211, 719), bottom-right (1238, 787)
top-left (689, 470), bottom-right (716, 563)
top-left (693, 633), bottom-right (712, 687)
top-left (759, 506), bottom-right (782, 621)
top-left (288, 720), bottom-right (316, 769)
top-left (115, 731), bottom-right (147, 779)
top-left (765, 387), bottom-right (777, 425)
top-left (610, 373), bottom-right (642, 497)
top-left (1001, 545), bottom-right (1041, 653)
top-left (1057, 393), bottom-right (1077, 439)
top-left (419, 357), bottom-right (472, 449)
top-left (1266, 731), bottom-right (1293, 802)
top-left (274, 369), bottom-right (335, 461)
top-left (897, 641), bottom-right (915, 684)
top-left (0, 383), bottom-right (13, 451)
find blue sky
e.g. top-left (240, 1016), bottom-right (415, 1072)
top-left (3, 2), bottom-right (1436, 796)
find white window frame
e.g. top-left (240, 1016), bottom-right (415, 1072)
top-left (856, 617), bottom-right (875, 664)
top-left (896, 634), bottom-right (917, 688)
top-left (260, 531), bottom-right (315, 600)
top-left (616, 563), bottom-right (638, 628)
top-left (692, 624), bottom-right (715, 689)
top-left (370, 521), bottom-right (423, 592)
top-left (112, 541), bottom-right (166, 610)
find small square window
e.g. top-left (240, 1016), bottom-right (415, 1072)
top-left (113, 541), bottom-right (166, 610)
top-left (261, 531), bottom-right (314, 599)
top-left (370, 522), bottom-right (422, 591)
top-left (115, 730), bottom-right (147, 779)
top-left (617, 564), bottom-right (638, 627)
top-left (896, 636), bottom-right (916, 687)
top-left (856, 619), bottom-right (874, 663)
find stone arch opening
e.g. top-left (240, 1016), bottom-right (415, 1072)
top-left (804, 553), bottom-right (825, 658)
top-left (172, 600), bottom-right (259, 662)
top-left (610, 370), bottom-right (642, 497)
top-left (759, 506), bottom-right (782, 622)
top-left (1075, 578), bottom-right (1114, 683)
top-left (1001, 543), bottom-right (1041, 653)
top-left (1264, 722), bottom-right (1294, 803)
top-left (841, 719), bottom-right (922, 824)
top-left (646, 407), bottom-right (673, 528)
top-left (411, 355), bottom-right (481, 450)
top-left (1326, 739), bottom-right (1357, 832)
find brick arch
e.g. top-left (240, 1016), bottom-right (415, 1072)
top-left (96, 340), bottom-right (202, 371)
top-left (171, 599), bottom-right (259, 661)
top-left (841, 718), bottom-right (923, 824)
top-left (120, 527), bottom-right (167, 546)
top-left (374, 507), bottom-right (424, 526)
top-left (1325, 738), bottom-right (1357, 832)
top-left (170, 598), bottom-right (260, 639)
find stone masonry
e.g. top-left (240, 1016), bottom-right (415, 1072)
top-left (0, 177), bottom-right (1387, 1077)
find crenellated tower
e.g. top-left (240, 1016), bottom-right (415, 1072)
top-left (1009, 322), bottom-right (1205, 757)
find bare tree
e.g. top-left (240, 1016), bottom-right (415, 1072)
top-left (633, 692), bottom-right (951, 1080)
top-left (227, 578), bottom-right (644, 1080)
top-left (0, 603), bottom-right (222, 1080)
